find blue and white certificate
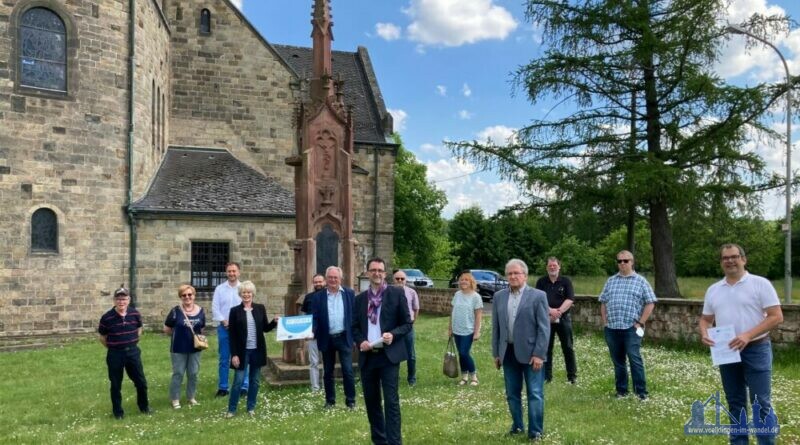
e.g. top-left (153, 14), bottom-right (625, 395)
top-left (276, 315), bottom-right (313, 341)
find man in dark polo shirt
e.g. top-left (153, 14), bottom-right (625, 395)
top-left (535, 257), bottom-right (577, 384)
top-left (98, 287), bottom-right (151, 419)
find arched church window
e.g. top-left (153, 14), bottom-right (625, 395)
top-left (19, 7), bottom-right (67, 92)
top-left (200, 9), bottom-right (211, 35)
top-left (31, 208), bottom-right (58, 252)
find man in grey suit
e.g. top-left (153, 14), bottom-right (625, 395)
top-left (492, 258), bottom-right (550, 441)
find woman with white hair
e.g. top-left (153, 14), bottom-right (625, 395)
top-left (225, 281), bottom-right (278, 417)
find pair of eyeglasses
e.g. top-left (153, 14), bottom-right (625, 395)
top-left (368, 268), bottom-right (385, 273)
top-left (180, 293), bottom-right (193, 298)
top-left (616, 259), bottom-right (631, 264)
top-left (394, 277), bottom-right (406, 281)
top-left (721, 255), bottom-right (741, 262)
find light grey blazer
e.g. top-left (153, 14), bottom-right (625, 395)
top-left (491, 285), bottom-right (550, 364)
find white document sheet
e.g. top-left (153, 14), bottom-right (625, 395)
top-left (708, 325), bottom-right (741, 366)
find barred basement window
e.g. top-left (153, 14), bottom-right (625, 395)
top-left (31, 208), bottom-right (58, 252)
top-left (19, 7), bottom-right (67, 92)
top-left (191, 242), bottom-right (229, 295)
top-left (199, 9), bottom-right (211, 35)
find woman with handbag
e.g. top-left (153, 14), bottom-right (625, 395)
top-left (448, 272), bottom-right (483, 386)
top-left (164, 284), bottom-right (206, 409)
top-left (226, 281), bottom-right (278, 417)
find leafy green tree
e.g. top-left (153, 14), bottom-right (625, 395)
top-left (448, 206), bottom-right (506, 274)
top-left (595, 221), bottom-right (653, 274)
top-left (392, 134), bottom-right (455, 277)
top-left (450, 1), bottom-right (790, 298)
top-left (543, 235), bottom-right (604, 276)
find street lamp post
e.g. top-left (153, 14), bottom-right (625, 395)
top-left (727, 25), bottom-right (792, 303)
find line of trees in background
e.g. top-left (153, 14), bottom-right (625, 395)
top-left (393, 133), bottom-right (800, 292)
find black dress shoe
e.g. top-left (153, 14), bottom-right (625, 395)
top-left (506, 428), bottom-right (524, 436)
top-left (140, 407), bottom-right (152, 415)
top-left (324, 402), bottom-right (335, 409)
top-left (346, 402), bottom-right (355, 410)
top-left (114, 413), bottom-right (124, 420)
top-left (215, 389), bottom-right (229, 398)
top-left (240, 389), bottom-right (248, 396)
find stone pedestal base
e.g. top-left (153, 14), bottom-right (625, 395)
top-left (264, 355), bottom-right (359, 388)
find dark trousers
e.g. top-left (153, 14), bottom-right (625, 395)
top-left (106, 346), bottom-right (149, 416)
top-left (604, 326), bottom-right (647, 396)
top-left (361, 350), bottom-right (402, 445)
top-left (545, 313), bottom-right (577, 381)
top-left (321, 333), bottom-right (356, 406)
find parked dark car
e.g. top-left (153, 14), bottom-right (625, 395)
top-left (449, 269), bottom-right (509, 301)
top-left (401, 269), bottom-right (434, 288)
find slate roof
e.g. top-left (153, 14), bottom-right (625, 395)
top-left (130, 147), bottom-right (295, 217)
top-left (272, 44), bottom-right (391, 144)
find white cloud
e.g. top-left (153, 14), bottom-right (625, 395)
top-left (462, 83), bottom-right (472, 97)
top-left (387, 108), bottom-right (408, 132)
top-left (436, 85), bottom-right (447, 96)
top-left (716, 0), bottom-right (796, 80)
top-left (458, 110), bottom-right (474, 120)
top-left (375, 22), bottom-right (402, 41)
top-left (425, 158), bottom-right (522, 217)
top-left (405, 0), bottom-right (518, 47)
top-left (476, 125), bottom-right (517, 146)
top-left (229, 0), bottom-right (243, 10)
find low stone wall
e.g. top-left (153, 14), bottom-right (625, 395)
top-left (417, 289), bottom-right (800, 345)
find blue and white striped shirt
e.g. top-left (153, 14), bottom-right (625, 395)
top-left (599, 273), bottom-right (657, 329)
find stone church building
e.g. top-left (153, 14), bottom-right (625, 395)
top-left (0, 0), bottom-right (397, 337)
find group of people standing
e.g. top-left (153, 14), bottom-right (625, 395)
top-left (98, 244), bottom-right (783, 445)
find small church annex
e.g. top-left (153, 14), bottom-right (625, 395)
top-left (0, 0), bottom-right (397, 337)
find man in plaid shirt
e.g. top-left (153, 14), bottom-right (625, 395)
top-left (599, 250), bottom-right (657, 400)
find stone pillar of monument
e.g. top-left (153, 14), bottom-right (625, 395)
top-left (282, 0), bottom-right (356, 365)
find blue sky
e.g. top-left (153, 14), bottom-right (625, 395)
top-left (234, 0), bottom-right (800, 219)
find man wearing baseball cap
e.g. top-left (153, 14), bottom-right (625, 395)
top-left (98, 286), bottom-right (151, 419)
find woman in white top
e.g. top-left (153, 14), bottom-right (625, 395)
top-left (448, 272), bottom-right (484, 385)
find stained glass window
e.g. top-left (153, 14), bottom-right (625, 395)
top-left (20, 8), bottom-right (67, 92)
top-left (31, 208), bottom-right (58, 252)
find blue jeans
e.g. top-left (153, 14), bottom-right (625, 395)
top-left (604, 326), bottom-right (647, 397)
top-left (453, 333), bottom-right (476, 374)
top-left (217, 325), bottom-right (247, 391)
top-left (719, 341), bottom-right (776, 445)
top-left (502, 344), bottom-right (544, 438)
top-left (404, 327), bottom-right (416, 383)
top-left (228, 349), bottom-right (261, 413)
top-left (321, 333), bottom-right (356, 406)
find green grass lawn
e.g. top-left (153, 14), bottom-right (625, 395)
top-left (1, 315), bottom-right (797, 444)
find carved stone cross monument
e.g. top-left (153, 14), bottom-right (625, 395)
top-left (282, 0), bottom-right (357, 364)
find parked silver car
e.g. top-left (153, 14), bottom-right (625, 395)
top-left (401, 268), bottom-right (434, 288)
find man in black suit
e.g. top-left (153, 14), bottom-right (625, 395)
top-left (311, 266), bottom-right (357, 409)
top-left (353, 257), bottom-right (412, 445)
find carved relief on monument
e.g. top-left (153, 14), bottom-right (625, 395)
top-left (314, 128), bottom-right (337, 179)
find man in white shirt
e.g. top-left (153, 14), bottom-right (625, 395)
top-left (699, 244), bottom-right (783, 445)
top-left (212, 262), bottom-right (245, 397)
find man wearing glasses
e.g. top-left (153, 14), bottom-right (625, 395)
top-left (392, 270), bottom-right (420, 386)
top-left (599, 250), bottom-right (657, 400)
top-left (312, 266), bottom-right (357, 409)
top-left (354, 258), bottom-right (412, 445)
top-left (699, 244), bottom-right (783, 445)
